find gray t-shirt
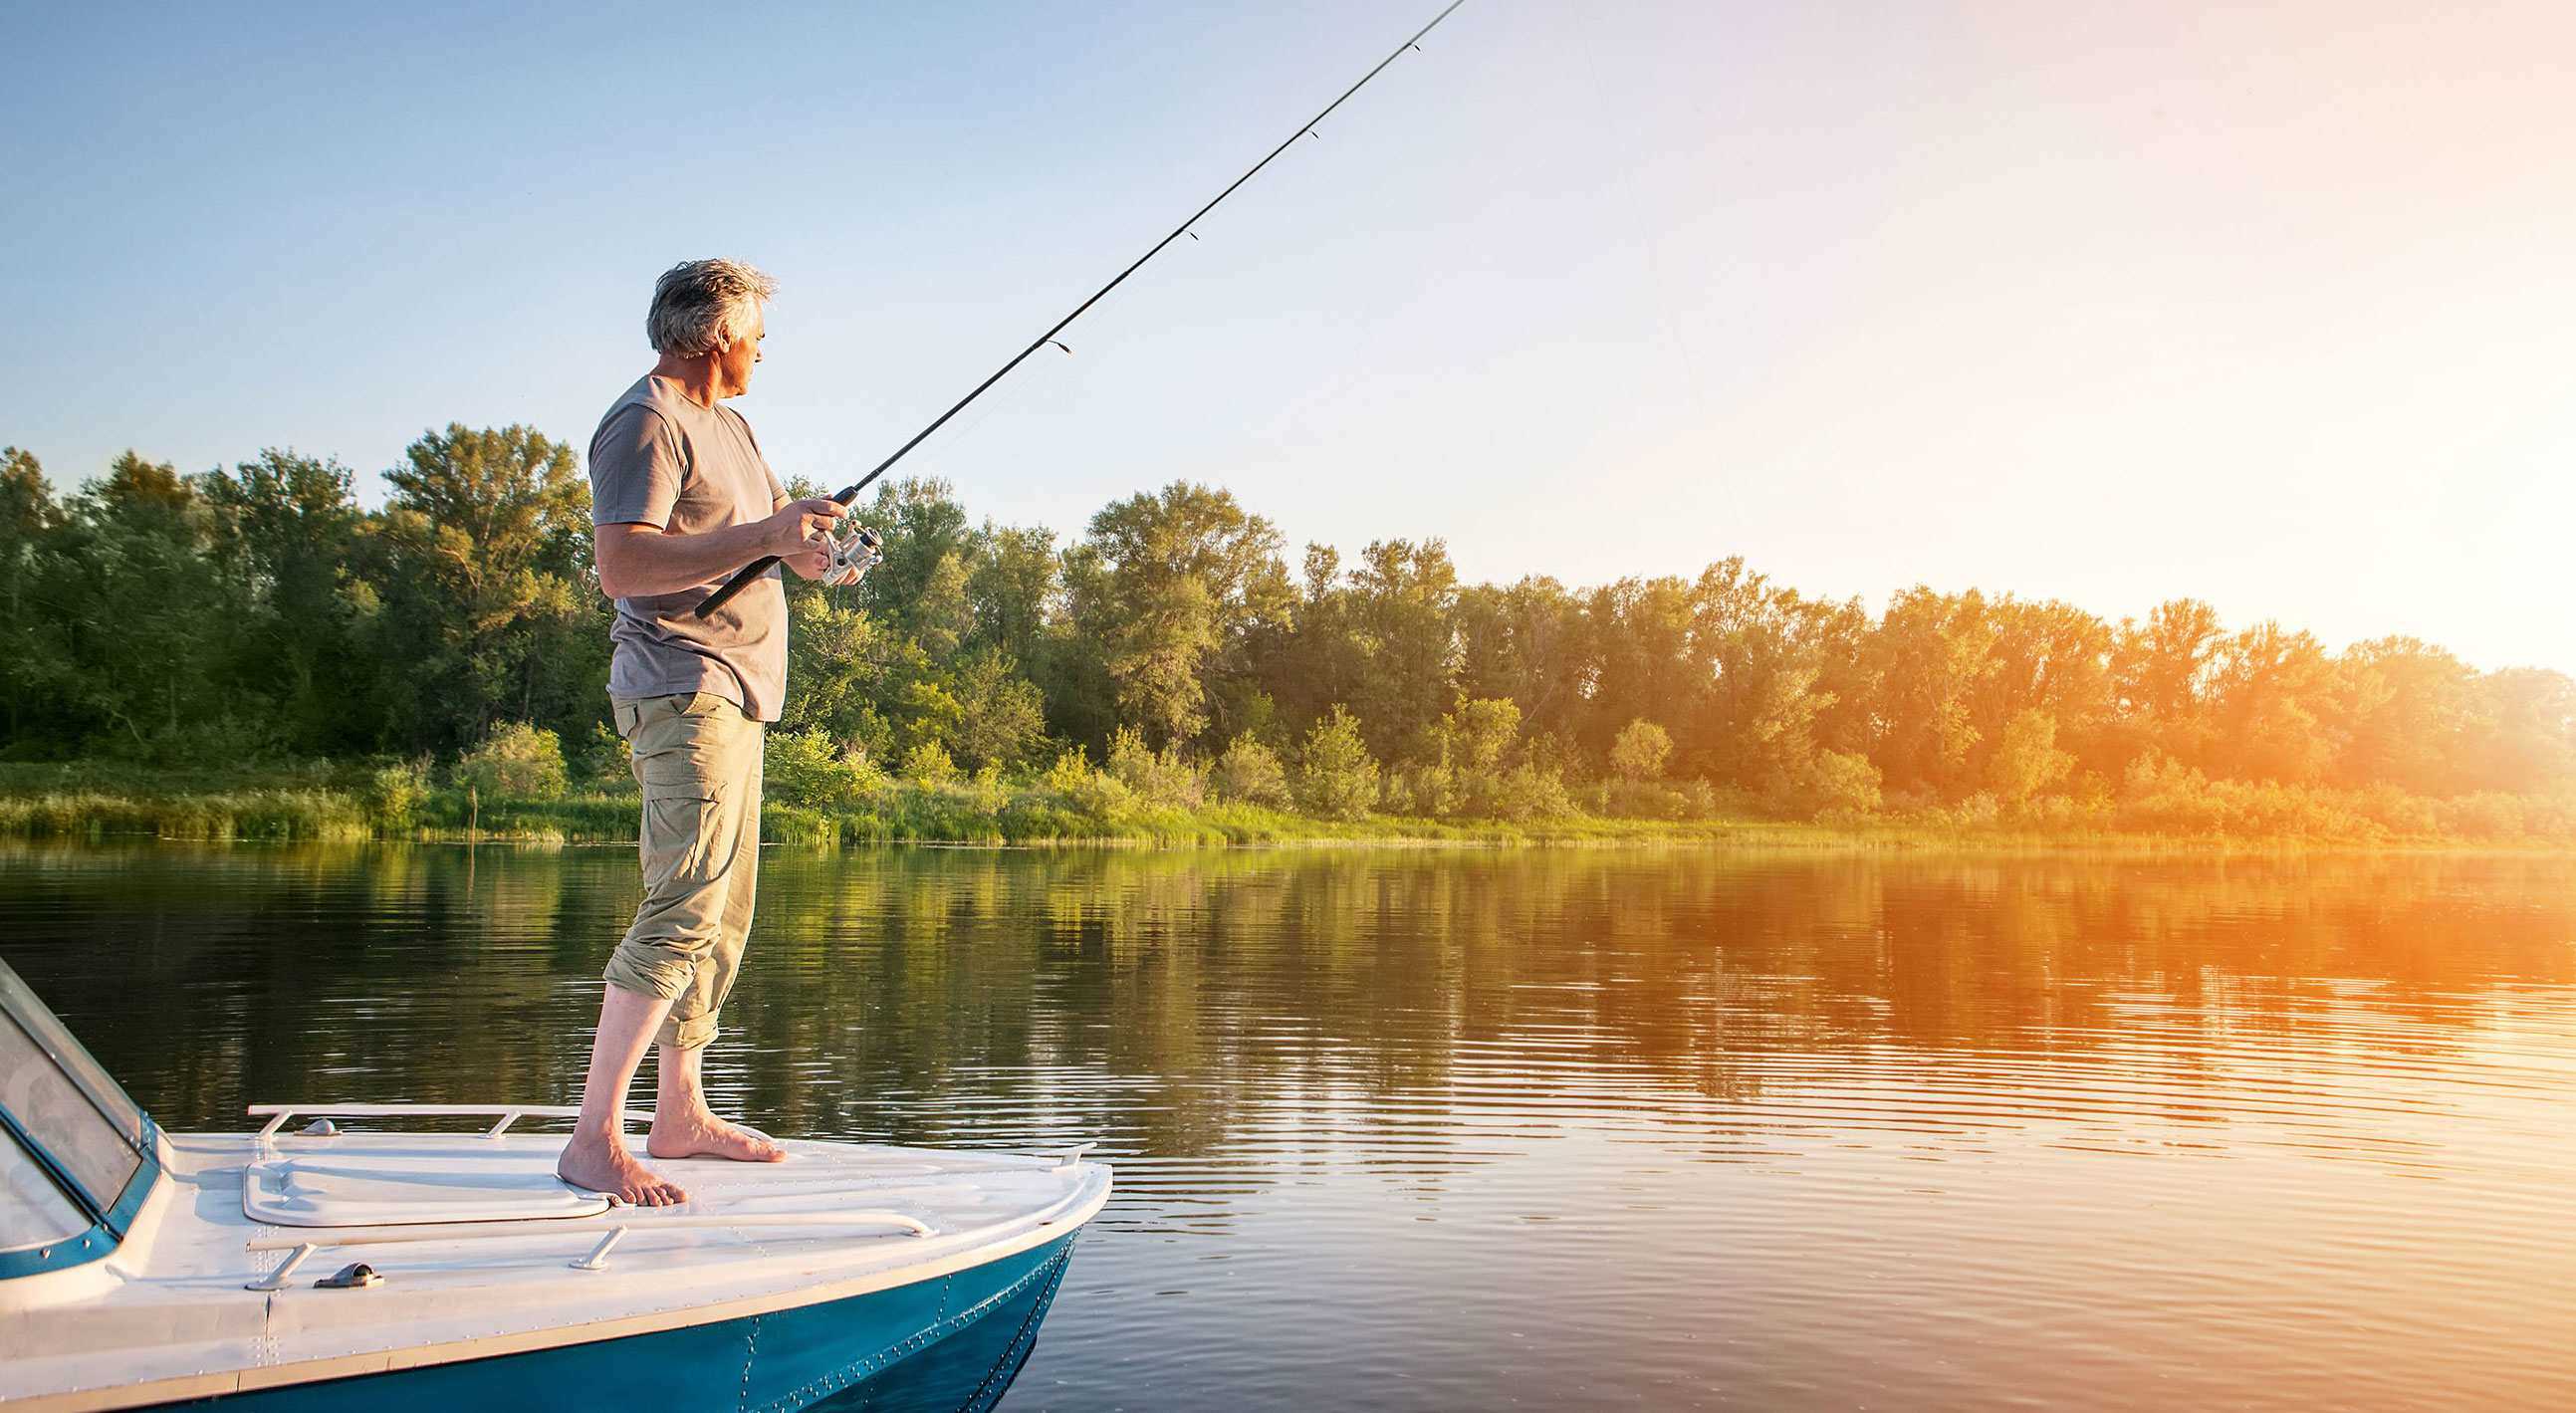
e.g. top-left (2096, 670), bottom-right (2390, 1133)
top-left (588, 375), bottom-right (790, 721)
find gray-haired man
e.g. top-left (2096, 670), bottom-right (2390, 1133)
top-left (557, 259), bottom-right (844, 1206)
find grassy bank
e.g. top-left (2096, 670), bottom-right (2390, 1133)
top-left (2, 760), bottom-right (2570, 853)
top-left (0, 761), bottom-right (1764, 848)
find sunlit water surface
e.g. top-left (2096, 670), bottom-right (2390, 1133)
top-left (4, 844), bottom-right (2573, 1410)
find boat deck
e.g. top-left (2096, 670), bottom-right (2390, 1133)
top-left (0, 1129), bottom-right (1109, 1410)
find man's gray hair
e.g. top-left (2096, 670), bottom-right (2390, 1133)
top-left (646, 259), bottom-right (778, 356)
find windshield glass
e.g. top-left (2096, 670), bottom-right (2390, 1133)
top-left (0, 1139), bottom-right (89, 1256)
top-left (0, 959), bottom-right (150, 1218)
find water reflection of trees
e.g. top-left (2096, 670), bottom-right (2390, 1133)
top-left (4, 843), bottom-right (2570, 1187)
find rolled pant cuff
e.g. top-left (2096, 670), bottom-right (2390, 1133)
top-left (659, 1010), bottom-right (720, 1052)
top-left (603, 951), bottom-right (693, 1004)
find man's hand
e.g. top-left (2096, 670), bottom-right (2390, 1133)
top-left (761, 497), bottom-right (845, 558)
top-left (784, 541), bottom-right (833, 580)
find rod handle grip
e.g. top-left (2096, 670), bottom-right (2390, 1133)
top-left (692, 556), bottom-right (780, 619)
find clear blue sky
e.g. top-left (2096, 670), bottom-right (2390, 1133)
top-left (9, 1), bottom-right (2571, 672)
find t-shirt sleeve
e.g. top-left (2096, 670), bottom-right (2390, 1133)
top-left (589, 405), bottom-right (684, 528)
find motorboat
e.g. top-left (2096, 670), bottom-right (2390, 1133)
top-left (0, 958), bottom-right (1110, 1410)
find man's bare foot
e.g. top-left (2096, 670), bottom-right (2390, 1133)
top-left (558, 1131), bottom-right (689, 1206)
top-left (646, 1109), bottom-right (789, 1163)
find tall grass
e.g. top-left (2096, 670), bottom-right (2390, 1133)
top-left (0, 789), bottom-right (373, 842)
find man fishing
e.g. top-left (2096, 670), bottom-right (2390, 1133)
top-left (557, 258), bottom-right (847, 1206)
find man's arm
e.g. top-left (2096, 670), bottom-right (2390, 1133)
top-left (595, 498), bottom-right (842, 598)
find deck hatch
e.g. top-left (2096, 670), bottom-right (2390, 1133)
top-left (244, 1142), bottom-right (613, 1228)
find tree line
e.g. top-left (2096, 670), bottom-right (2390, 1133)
top-left (4, 429), bottom-right (2572, 833)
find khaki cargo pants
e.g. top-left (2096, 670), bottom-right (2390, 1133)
top-left (604, 691), bottom-right (764, 1051)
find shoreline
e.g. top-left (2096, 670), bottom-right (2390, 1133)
top-left (3, 785), bottom-right (2569, 857)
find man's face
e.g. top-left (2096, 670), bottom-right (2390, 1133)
top-left (717, 312), bottom-right (765, 397)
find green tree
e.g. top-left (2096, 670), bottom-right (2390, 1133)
top-left (1442, 697), bottom-right (1523, 775)
top-left (944, 647), bottom-right (1049, 772)
top-left (1453, 577), bottom-right (1588, 743)
top-left (847, 478), bottom-right (974, 642)
top-left (1867, 588), bottom-right (1994, 798)
top-left (1986, 708), bottom-right (2073, 805)
top-left (1684, 558), bottom-right (1854, 794)
top-left (1975, 597), bottom-right (2114, 778)
top-left (2111, 598), bottom-right (2224, 767)
top-left (200, 450), bottom-right (371, 751)
top-left (1582, 575), bottom-right (1701, 764)
top-left (1339, 538), bottom-right (1461, 758)
top-left (2207, 622), bottom-right (2337, 784)
top-left (47, 453), bottom-right (241, 752)
top-left (779, 597), bottom-right (911, 763)
top-left (968, 524), bottom-right (1058, 662)
top-left (2461, 668), bottom-right (2576, 794)
top-left (0, 448), bottom-right (70, 742)
top-left (1065, 482), bottom-right (1289, 746)
top-left (374, 424), bottom-right (601, 749)
top-left (2334, 637), bottom-right (2475, 793)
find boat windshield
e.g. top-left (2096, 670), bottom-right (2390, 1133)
top-left (0, 959), bottom-right (153, 1258)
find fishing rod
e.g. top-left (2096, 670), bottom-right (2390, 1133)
top-left (695, 0), bottom-right (1469, 618)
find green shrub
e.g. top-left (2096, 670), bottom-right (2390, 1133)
top-left (457, 723), bottom-right (568, 801)
top-left (2111, 755), bottom-right (2387, 839)
top-left (582, 721), bottom-right (633, 785)
top-left (1042, 749), bottom-right (1093, 794)
top-left (1951, 791), bottom-right (2001, 827)
top-left (900, 741), bottom-right (958, 786)
top-left (1600, 778), bottom-right (1689, 820)
top-left (1210, 735), bottom-right (1289, 807)
top-left (766, 730), bottom-right (883, 808)
top-left (1294, 706), bottom-right (1379, 821)
top-left (361, 758), bottom-right (429, 828)
top-left (1487, 763), bottom-right (1577, 822)
top-left (1106, 726), bottom-right (1205, 808)
top-left (1036, 748), bottom-right (1133, 820)
top-left (1778, 749), bottom-right (1882, 820)
top-left (1609, 719), bottom-right (1672, 782)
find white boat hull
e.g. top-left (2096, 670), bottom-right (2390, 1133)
top-left (0, 1131), bottom-right (1109, 1411)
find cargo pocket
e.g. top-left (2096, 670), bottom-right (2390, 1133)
top-left (641, 789), bottom-right (728, 891)
top-left (634, 726), bottom-right (735, 890)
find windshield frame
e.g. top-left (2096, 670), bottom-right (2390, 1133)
top-left (0, 959), bottom-right (162, 1280)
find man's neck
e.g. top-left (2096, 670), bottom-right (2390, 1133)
top-left (649, 354), bottom-right (724, 409)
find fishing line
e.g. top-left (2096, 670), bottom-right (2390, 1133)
top-left (697, 0), bottom-right (1471, 617)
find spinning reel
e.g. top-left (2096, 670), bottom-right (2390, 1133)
top-left (820, 524), bottom-right (883, 589)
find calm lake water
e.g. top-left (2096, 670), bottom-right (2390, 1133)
top-left (4, 843), bottom-right (2573, 1410)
